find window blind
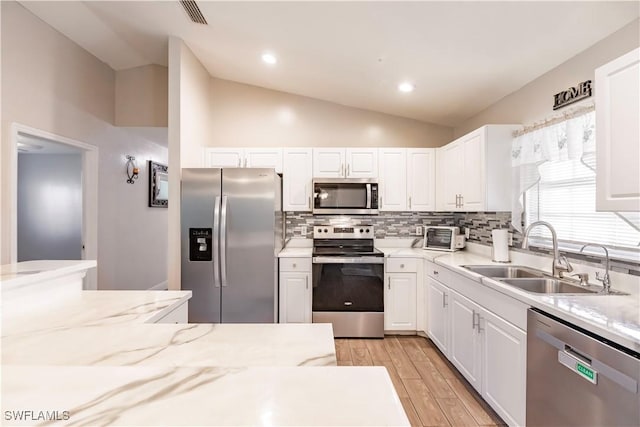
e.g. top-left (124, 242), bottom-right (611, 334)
top-left (525, 153), bottom-right (640, 256)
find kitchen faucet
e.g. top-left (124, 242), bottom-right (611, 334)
top-left (522, 221), bottom-right (573, 278)
top-left (580, 244), bottom-right (611, 294)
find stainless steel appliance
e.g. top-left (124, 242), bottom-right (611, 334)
top-left (312, 225), bottom-right (384, 338)
top-left (527, 308), bottom-right (640, 426)
top-left (181, 168), bottom-right (282, 323)
top-left (312, 178), bottom-right (378, 215)
top-left (423, 226), bottom-right (465, 252)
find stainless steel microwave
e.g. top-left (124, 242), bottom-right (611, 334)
top-left (312, 178), bottom-right (379, 215)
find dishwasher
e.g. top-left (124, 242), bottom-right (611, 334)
top-left (527, 308), bottom-right (640, 426)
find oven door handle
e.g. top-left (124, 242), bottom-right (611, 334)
top-left (313, 257), bottom-right (385, 264)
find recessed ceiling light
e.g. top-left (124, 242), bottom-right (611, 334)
top-left (398, 82), bottom-right (415, 93)
top-left (262, 53), bottom-right (277, 65)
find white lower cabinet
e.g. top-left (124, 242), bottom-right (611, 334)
top-left (384, 273), bottom-right (417, 331)
top-left (481, 308), bottom-right (526, 427)
top-left (384, 258), bottom-right (418, 332)
top-left (424, 262), bottom-right (526, 427)
top-left (426, 277), bottom-right (449, 355)
top-left (278, 258), bottom-right (312, 323)
top-left (154, 301), bottom-right (188, 324)
top-left (449, 290), bottom-right (482, 392)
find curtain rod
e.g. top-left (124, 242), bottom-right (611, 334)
top-left (513, 103), bottom-right (595, 137)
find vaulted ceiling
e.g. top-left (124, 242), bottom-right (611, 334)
top-left (21, 1), bottom-right (640, 126)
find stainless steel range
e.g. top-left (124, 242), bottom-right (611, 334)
top-left (311, 225), bottom-right (384, 338)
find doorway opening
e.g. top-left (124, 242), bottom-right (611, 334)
top-left (10, 124), bottom-right (98, 289)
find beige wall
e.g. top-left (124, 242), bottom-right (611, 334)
top-left (115, 64), bottom-right (168, 127)
top-left (454, 19), bottom-right (640, 137)
top-left (209, 78), bottom-right (453, 148)
top-left (167, 38), bottom-right (212, 290)
top-left (1, 1), bottom-right (168, 290)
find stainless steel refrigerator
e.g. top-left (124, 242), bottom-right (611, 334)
top-left (181, 168), bottom-right (282, 323)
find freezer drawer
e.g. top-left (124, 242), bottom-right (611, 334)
top-left (527, 308), bottom-right (640, 427)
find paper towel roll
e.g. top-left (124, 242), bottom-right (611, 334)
top-left (491, 229), bottom-right (510, 263)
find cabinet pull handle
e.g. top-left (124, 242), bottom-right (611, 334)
top-left (442, 293), bottom-right (448, 308)
top-left (388, 279), bottom-right (391, 290)
top-left (409, 196), bottom-right (412, 209)
top-left (472, 311), bottom-right (480, 330)
top-left (460, 195), bottom-right (464, 207)
top-left (347, 163), bottom-right (350, 176)
top-left (308, 196), bottom-right (312, 210)
top-left (306, 277), bottom-right (309, 290)
top-left (433, 270), bottom-right (439, 275)
top-left (237, 158), bottom-right (242, 167)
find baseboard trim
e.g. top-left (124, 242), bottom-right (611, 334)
top-left (148, 281), bottom-right (168, 291)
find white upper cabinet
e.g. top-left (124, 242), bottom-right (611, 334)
top-left (378, 148), bottom-right (407, 211)
top-left (245, 148), bottom-right (283, 173)
top-left (313, 148), bottom-right (377, 178)
top-left (436, 125), bottom-right (519, 211)
top-left (205, 148), bottom-right (244, 168)
top-left (407, 148), bottom-right (436, 211)
top-left (346, 148), bottom-right (378, 178)
top-left (283, 148), bottom-right (313, 212)
top-left (204, 148), bottom-right (283, 173)
top-left (595, 48), bottom-right (640, 212)
top-left (313, 148), bottom-right (345, 177)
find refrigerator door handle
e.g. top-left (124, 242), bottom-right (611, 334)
top-left (220, 195), bottom-right (228, 287)
top-left (213, 196), bottom-right (221, 287)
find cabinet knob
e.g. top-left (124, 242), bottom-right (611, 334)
top-left (400, 264), bottom-right (405, 268)
top-left (293, 263), bottom-right (297, 268)
top-left (434, 270), bottom-right (439, 275)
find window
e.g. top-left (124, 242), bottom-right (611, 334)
top-left (524, 151), bottom-right (640, 260)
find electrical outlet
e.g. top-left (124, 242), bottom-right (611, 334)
top-left (508, 232), bottom-right (513, 246)
top-left (416, 226), bottom-right (423, 236)
top-left (300, 225), bottom-right (307, 236)
top-left (465, 227), bottom-right (470, 239)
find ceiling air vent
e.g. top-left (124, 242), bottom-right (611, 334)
top-left (180, 0), bottom-right (208, 25)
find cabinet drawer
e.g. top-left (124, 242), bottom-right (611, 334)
top-left (280, 258), bottom-right (311, 272)
top-left (386, 258), bottom-right (418, 273)
top-left (426, 260), bottom-right (446, 280)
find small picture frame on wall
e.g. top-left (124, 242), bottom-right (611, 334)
top-left (149, 161), bottom-right (168, 208)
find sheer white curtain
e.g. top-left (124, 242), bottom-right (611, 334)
top-left (511, 110), bottom-right (595, 232)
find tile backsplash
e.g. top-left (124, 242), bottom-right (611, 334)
top-left (285, 210), bottom-right (640, 275)
top-left (285, 212), bottom-right (456, 239)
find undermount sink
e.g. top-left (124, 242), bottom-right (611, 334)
top-left (462, 265), bottom-right (628, 295)
top-left (499, 278), bottom-right (598, 294)
top-left (462, 265), bottom-right (546, 279)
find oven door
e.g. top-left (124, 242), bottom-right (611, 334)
top-left (313, 179), bottom-right (377, 214)
top-left (311, 257), bottom-right (384, 312)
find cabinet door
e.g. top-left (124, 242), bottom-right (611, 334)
top-left (449, 290), bottom-right (482, 391)
top-left (481, 308), bottom-right (526, 427)
top-left (384, 273), bottom-right (417, 331)
top-left (426, 277), bottom-right (449, 355)
top-left (283, 149), bottom-right (313, 212)
top-left (596, 48), bottom-right (640, 211)
top-left (378, 148), bottom-right (407, 211)
top-left (461, 131), bottom-right (486, 211)
top-left (279, 272), bottom-right (311, 323)
top-left (346, 148), bottom-right (378, 178)
top-left (245, 148), bottom-right (283, 173)
top-left (205, 148), bottom-right (244, 168)
top-left (313, 148), bottom-right (345, 178)
top-left (440, 142), bottom-right (464, 211)
top-left (407, 148), bottom-right (436, 211)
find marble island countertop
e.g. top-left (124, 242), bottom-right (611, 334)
top-left (2, 262), bottom-right (409, 426)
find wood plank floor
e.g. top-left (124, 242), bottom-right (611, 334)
top-left (335, 336), bottom-right (506, 427)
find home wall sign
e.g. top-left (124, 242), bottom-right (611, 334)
top-left (553, 80), bottom-right (592, 110)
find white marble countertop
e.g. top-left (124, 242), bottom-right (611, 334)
top-left (0, 260), bottom-right (96, 288)
top-left (2, 274), bottom-right (407, 426)
top-left (433, 250), bottom-right (640, 352)
top-left (2, 365), bottom-right (408, 427)
top-left (278, 246), bottom-right (313, 257)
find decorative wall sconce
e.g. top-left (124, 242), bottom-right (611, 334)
top-left (125, 155), bottom-right (139, 184)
